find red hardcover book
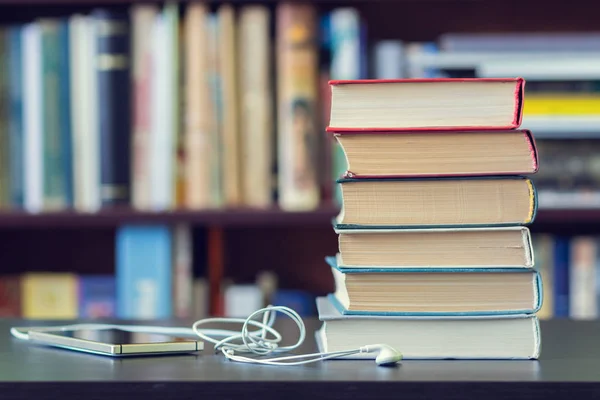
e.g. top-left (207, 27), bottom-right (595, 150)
top-left (327, 77), bottom-right (524, 132)
top-left (0, 275), bottom-right (21, 317)
top-left (332, 129), bottom-right (538, 179)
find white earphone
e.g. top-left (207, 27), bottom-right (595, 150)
top-left (10, 305), bottom-right (402, 367)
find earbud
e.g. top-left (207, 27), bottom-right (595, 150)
top-left (361, 344), bottom-right (403, 366)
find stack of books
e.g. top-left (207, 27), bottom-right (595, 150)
top-left (316, 77), bottom-right (543, 359)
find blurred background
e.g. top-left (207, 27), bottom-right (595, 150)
top-left (0, 0), bottom-right (597, 321)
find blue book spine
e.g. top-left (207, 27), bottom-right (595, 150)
top-left (116, 225), bottom-right (172, 319)
top-left (553, 236), bottom-right (570, 317)
top-left (7, 27), bottom-right (24, 208)
top-left (359, 19), bottom-right (368, 79)
top-left (79, 275), bottom-right (116, 318)
top-left (273, 290), bottom-right (316, 317)
top-left (58, 20), bottom-right (73, 207)
top-left (93, 9), bottom-right (131, 206)
top-left (421, 42), bottom-right (442, 78)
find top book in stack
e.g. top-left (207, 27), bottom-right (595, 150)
top-left (327, 77), bottom-right (524, 131)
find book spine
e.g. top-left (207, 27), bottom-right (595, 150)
top-left (183, 3), bottom-right (212, 209)
top-left (208, 14), bottom-right (223, 207)
top-left (218, 4), bottom-right (242, 207)
top-left (172, 224), bottom-right (193, 318)
top-left (0, 275), bottom-right (21, 317)
top-left (41, 21), bottom-right (69, 210)
top-left (41, 21), bottom-right (62, 209)
top-left (167, 2), bottom-right (180, 210)
top-left (553, 236), bottom-right (570, 317)
top-left (276, 3), bottom-right (320, 211)
top-left (93, 9), bottom-right (132, 207)
top-left (78, 276), bottom-right (116, 318)
top-left (0, 29), bottom-right (9, 208)
top-left (22, 23), bottom-right (44, 213)
top-left (116, 225), bottom-right (173, 319)
top-left (130, 5), bottom-right (156, 210)
top-left (7, 27), bottom-right (24, 208)
top-left (69, 15), bottom-right (101, 212)
top-left (59, 21), bottom-right (73, 208)
top-left (238, 5), bottom-right (273, 208)
top-left (569, 237), bottom-right (598, 319)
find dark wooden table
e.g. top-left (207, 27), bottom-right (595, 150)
top-left (0, 318), bottom-right (599, 399)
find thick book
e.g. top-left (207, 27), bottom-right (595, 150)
top-left (78, 275), bottom-right (116, 318)
top-left (7, 26), bottom-right (24, 208)
top-left (0, 275), bottom-right (21, 317)
top-left (325, 256), bottom-right (542, 316)
top-left (238, 5), bottom-right (274, 208)
top-left (22, 273), bottom-right (78, 319)
top-left (276, 3), bottom-right (320, 211)
top-left (116, 225), bottom-right (173, 319)
top-left (218, 4), bottom-right (243, 207)
top-left (335, 176), bottom-right (537, 229)
top-left (335, 226), bottom-right (534, 269)
top-left (93, 9), bottom-right (131, 206)
top-left (327, 77), bottom-right (524, 131)
top-left (315, 296), bottom-right (541, 360)
top-left (0, 28), bottom-right (8, 209)
top-left (333, 129), bottom-right (538, 178)
top-left (131, 4), bottom-right (158, 210)
top-left (40, 19), bottom-right (71, 210)
top-left (183, 2), bottom-right (214, 209)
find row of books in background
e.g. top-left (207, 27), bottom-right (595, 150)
top-left (536, 234), bottom-right (600, 320)
top-left (0, 224), bottom-right (315, 319)
top-left (0, 3), bottom-right (598, 213)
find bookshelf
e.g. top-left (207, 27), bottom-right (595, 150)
top-left (0, 0), bottom-right (599, 321)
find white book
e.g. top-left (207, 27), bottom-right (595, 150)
top-left (374, 40), bottom-right (405, 79)
top-left (569, 236), bottom-right (598, 320)
top-left (69, 15), bottom-right (100, 212)
top-left (224, 285), bottom-right (263, 318)
top-left (316, 296), bottom-right (540, 360)
top-left (173, 224), bottom-right (193, 318)
top-left (130, 5), bottom-right (159, 210)
top-left (329, 8), bottom-right (361, 80)
top-left (238, 5), bottom-right (273, 208)
top-left (22, 23), bottom-right (43, 213)
top-left (149, 14), bottom-right (174, 210)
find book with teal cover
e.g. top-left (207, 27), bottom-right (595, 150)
top-left (0, 28), bottom-right (8, 208)
top-left (7, 26), bottom-right (24, 208)
top-left (325, 256), bottom-right (543, 316)
top-left (334, 175), bottom-right (538, 230)
top-left (40, 20), bottom-right (70, 209)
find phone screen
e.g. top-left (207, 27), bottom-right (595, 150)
top-left (44, 329), bottom-right (193, 344)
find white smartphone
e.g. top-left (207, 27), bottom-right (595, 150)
top-left (20, 327), bottom-right (203, 357)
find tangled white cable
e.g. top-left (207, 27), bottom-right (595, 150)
top-left (192, 305), bottom-right (305, 357)
top-left (10, 305), bottom-right (402, 367)
top-left (190, 305), bottom-right (402, 366)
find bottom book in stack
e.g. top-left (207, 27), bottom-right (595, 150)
top-left (315, 296), bottom-right (541, 360)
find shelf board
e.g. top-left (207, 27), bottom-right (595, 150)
top-left (0, 206), bottom-right (597, 228)
top-left (0, 206), bottom-right (341, 228)
top-left (535, 208), bottom-right (600, 224)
